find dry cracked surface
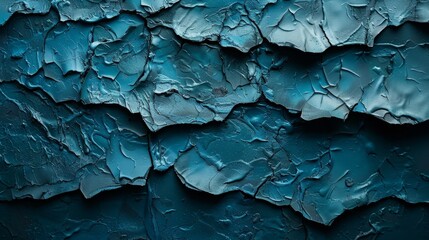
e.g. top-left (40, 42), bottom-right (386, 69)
top-left (1, 0), bottom-right (429, 237)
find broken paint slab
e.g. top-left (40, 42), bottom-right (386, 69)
top-left (83, 26), bottom-right (261, 131)
top-left (0, 170), bottom-right (428, 239)
top-left (261, 22), bottom-right (429, 124)
top-left (0, 12), bottom-right (58, 81)
top-left (81, 13), bottom-right (151, 104)
top-left (147, 0), bottom-right (263, 52)
top-left (3, 10), bottom-right (429, 127)
top-left (148, 0), bottom-right (429, 53)
top-left (0, 82), bottom-right (151, 199)
top-left (51, 0), bottom-right (123, 22)
top-left (52, 0), bottom-right (178, 22)
top-left (151, 102), bottom-right (429, 224)
top-left (0, 2), bottom-right (429, 232)
top-left (44, 21), bottom-right (92, 74)
top-left (0, 0), bottom-right (50, 26)
top-left (0, 12), bottom-right (82, 102)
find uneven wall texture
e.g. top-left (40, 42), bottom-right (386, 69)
top-left (1, 0), bottom-right (429, 239)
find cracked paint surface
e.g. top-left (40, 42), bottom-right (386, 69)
top-left (0, 82), bottom-right (151, 199)
top-left (148, 0), bottom-right (429, 52)
top-left (151, 102), bottom-right (429, 224)
top-left (0, 170), bottom-right (428, 239)
top-left (260, 22), bottom-right (429, 124)
top-left (83, 25), bottom-right (260, 131)
top-left (0, 0), bottom-right (429, 237)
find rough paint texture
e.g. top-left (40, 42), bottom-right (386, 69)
top-left (260, 22), bottom-right (429, 124)
top-left (0, 170), bottom-right (428, 239)
top-left (152, 102), bottom-right (429, 224)
top-left (147, 0), bottom-right (429, 52)
top-left (0, 0), bottom-right (429, 238)
top-left (0, 83), bottom-right (151, 199)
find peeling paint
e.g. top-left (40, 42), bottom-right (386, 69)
top-left (0, 1), bottom-right (429, 236)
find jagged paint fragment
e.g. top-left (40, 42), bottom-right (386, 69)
top-left (0, 12), bottom-right (58, 81)
top-left (0, 0), bottom-right (50, 26)
top-left (0, 82), bottom-right (151, 199)
top-left (0, 170), bottom-right (428, 239)
top-left (0, 0), bottom-right (428, 233)
top-left (84, 26), bottom-right (260, 131)
top-left (151, 102), bottom-right (429, 224)
top-left (260, 22), bottom-right (429, 124)
top-left (148, 0), bottom-right (429, 52)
